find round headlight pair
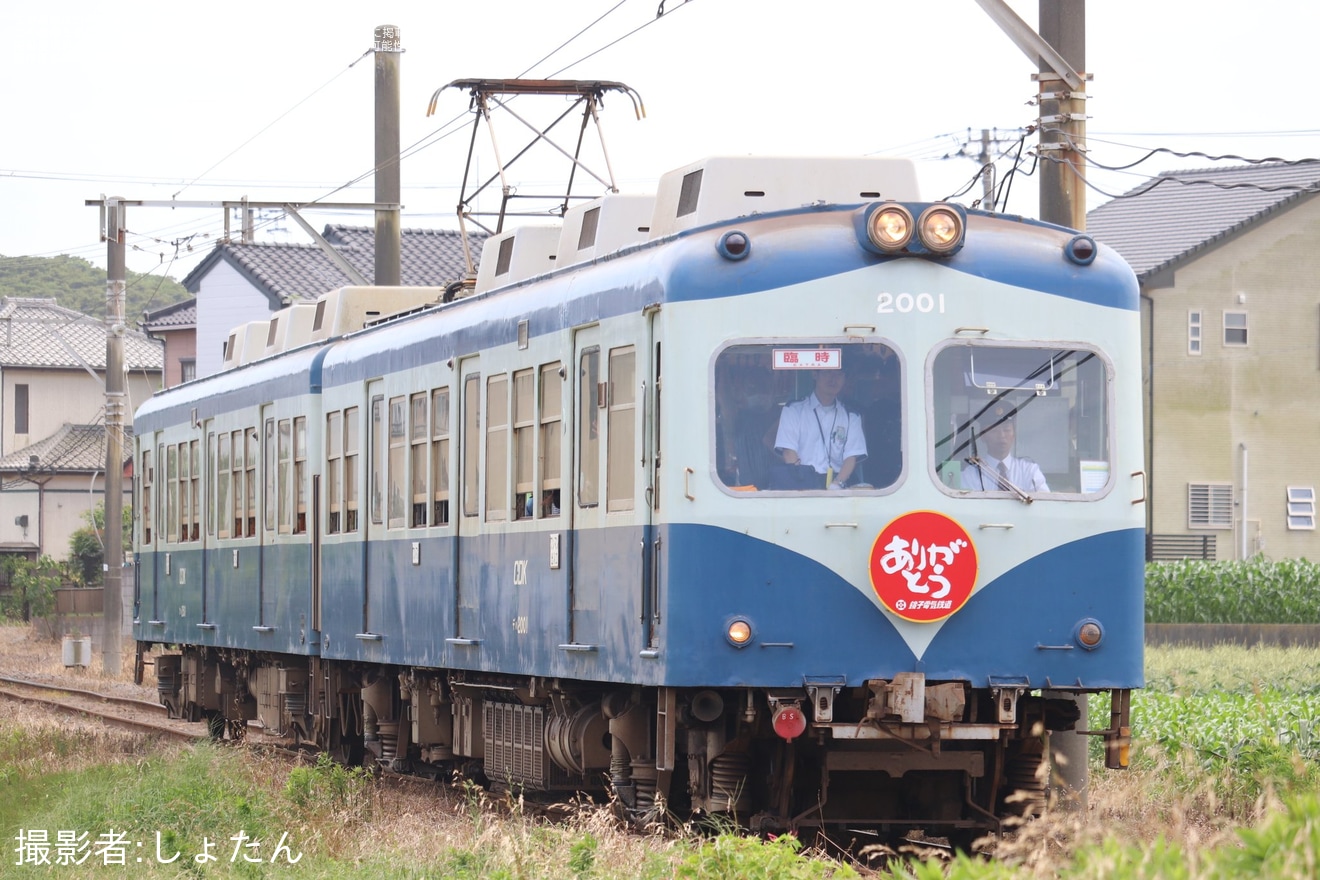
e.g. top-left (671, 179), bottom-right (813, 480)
top-left (867, 203), bottom-right (964, 255)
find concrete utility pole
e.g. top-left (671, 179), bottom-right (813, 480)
top-left (974, 0), bottom-right (1091, 808)
top-left (103, 197), bottom-right (126, 678)
top-left (374, 24), bottom-right (403, 286)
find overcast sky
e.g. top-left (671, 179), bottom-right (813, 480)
top-left (4, 0), bottom-right (1319, 285)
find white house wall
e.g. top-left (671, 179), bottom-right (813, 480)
top-left (195, 259), bottom-right (276, 378)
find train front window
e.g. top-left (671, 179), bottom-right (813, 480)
top-left (932, 343), bottom-right (1111, 497)
top-left (713, 341), bottom-right (902, 493)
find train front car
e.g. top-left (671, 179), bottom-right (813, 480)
top-left (651, 157), bottom-right (1143, 840)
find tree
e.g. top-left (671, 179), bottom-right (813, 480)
top-left (67, 503), bottom-right (133, 588)
top-left (0, 555), bottom-right (60, 623)
top-left (0, 254), bottom-right (190, 319)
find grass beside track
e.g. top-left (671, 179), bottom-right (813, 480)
top-left (3, 632), bottom-right (1320, 877)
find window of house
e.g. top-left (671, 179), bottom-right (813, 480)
top-left (1224, 311), bottom-right (1248, 347)
top-left (14, 384), bottom-right (28, 434)
top-left (1189, 482), bottom-right (1233, 529)
top-left (1188, 310), bottom-right (1202, 355)
top-left (180, 359), bottom-right (196, 383)
top-left (1287, 486), bottom-right (1316, 530)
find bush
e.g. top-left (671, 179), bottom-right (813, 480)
top-left (0, 555), bottom-right (60, 622)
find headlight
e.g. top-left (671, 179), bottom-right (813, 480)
top-left (918, 205), bottom-right (964, 254)
top-left (867, 204), bottom-right (914, 252)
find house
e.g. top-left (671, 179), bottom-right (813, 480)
top-left (183, 225), bottom-right (480, 377)
top-left (1087, 162), bottom-right (1320, 561)
top-left (0, 297), bottom-right (162, 564)
top-left (141, 297), bottom-right (197, 388)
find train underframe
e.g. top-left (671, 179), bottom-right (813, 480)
top-left (143, 642), bottom-right (1131, 841)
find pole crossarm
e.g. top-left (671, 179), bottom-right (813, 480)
top-left (973, 0), bottom-right (1084, 91)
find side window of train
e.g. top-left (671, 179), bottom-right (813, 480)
top-left (294, 416), bottom-right (307, 535)
top-left (512, 369), bottom-right (534, 520)
top-left (409, 393), bottom-right (428, 528)
top-left (166, 443), bottom-right (179, 543)
top-left (462, 374), bottom-right (480, 518)
top-left (431, 388), bottom-right (450, 526)
top-left (931, 344), bottom-right (1112, 497)
top-left (577, 348), bottom-right (600, 506)
top-left (326, 411), bottom-right (343, 534)
top-left (607, 346), bottom-right (636, 512)
top-left (388, 396), bottom-right (407, 529)
top-left (278, 418), bottom-right (293, 534)
top-left (141, 448), bottom-right (153, 545)
top-left (712, 341), bottom-right (902, 493)
top-left (264, 419), bottom-right (277, 533)
top-left (370, 396), bottom-right (385, 525)
top-left (344, 407), bottom-right (360, 532)
top-left (539, 363), bottom-right (563, 518)
top-left (207, 433), bottom-right (217, 538)
top-left (485, 375), bottom-right (509, 523)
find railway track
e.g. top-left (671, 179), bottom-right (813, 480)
top-left (0, 674), bottom-right (205, 743)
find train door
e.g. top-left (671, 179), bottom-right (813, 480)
top-left (569, 327), bottom-right (603, 646)
top-left (361, 384), bottom-right (385, 635)
top-left (454, 358), bottom-right (482, 640)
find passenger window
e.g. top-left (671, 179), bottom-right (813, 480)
top-left (713, 341), bottom-right (902, 493)
top-left (607, 347), bottom-right (636, 511)
top-left (932, 344), bottom-right (1111, 496)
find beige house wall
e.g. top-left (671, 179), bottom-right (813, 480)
top-left (3, 367), bottom-right (159, 459)
top-left (1147, 197), bottom-right (1320, 560)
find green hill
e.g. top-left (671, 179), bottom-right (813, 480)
top-left (0, 254), bottom-right (191, 320)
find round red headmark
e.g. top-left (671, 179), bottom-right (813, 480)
top-left (868, 511), bottom-right (978, 623)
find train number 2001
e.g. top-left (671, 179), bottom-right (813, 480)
top-left (876, 292), bottom-right (945, 314)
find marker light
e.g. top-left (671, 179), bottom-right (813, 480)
top-left (1076, 619), bottom-right (1104, 649)
top-left (917, 205), bottom-right (965, 254)
top-left (772, 703), bottom-right (808, 742)
top-left (867, 204), bottom-right (914, 252)
top-left (726, 619), bottom-right (752, 647)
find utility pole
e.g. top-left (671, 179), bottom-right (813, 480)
top-left (103, 197), bottom-right (126, 678)
top-left (374, 25), bottom-right (403, 286)
top-left (974, 0), bottom-right (1091, 808)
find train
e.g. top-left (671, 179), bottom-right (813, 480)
top-left (133, 151), bottom-right (1143, 844)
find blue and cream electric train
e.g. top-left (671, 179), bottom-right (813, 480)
top-left (133, 152), bottom-right (1143, 842)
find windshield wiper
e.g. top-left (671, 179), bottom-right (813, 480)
top-left (965, 457), bottom-right (1034, 505)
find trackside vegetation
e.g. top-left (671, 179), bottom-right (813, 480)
top-left (1145, 557), bottom-right (1320, 623)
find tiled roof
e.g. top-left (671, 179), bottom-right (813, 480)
top-left (0, 297), bottom-right (163, 370)
top-left (141, 297), bottom-right (196, 330)
top-left (1086, 162), bottom-right (1320, 281)
top-left (0, 423), bottom-right (131, 475)
top-left (182, 226), bottom-right (484, 303)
